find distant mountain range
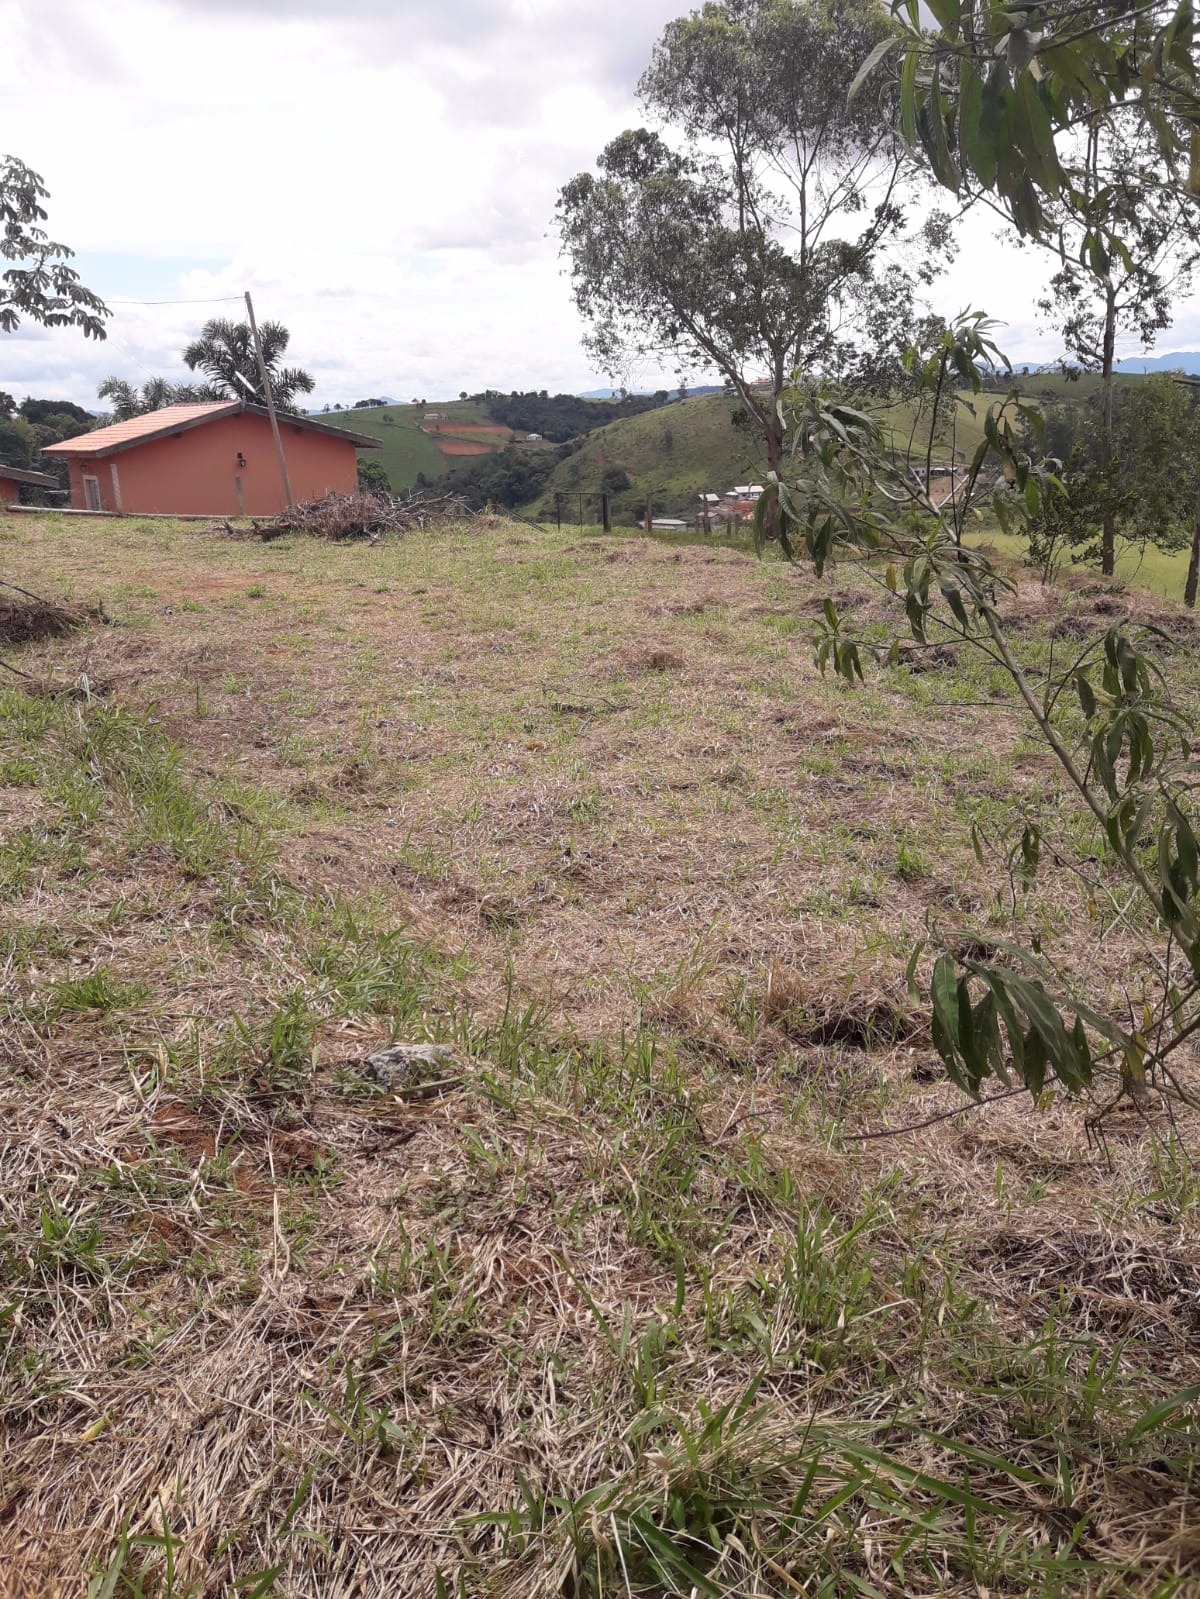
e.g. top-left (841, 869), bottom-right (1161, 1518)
top-left (1113, 352), bottom-right (1200, 374)
top-left (578, 384), bottom-right (727, 400)
top-left (1031, 352), bottom-right (1200, 376)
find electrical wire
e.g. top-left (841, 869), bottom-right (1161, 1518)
top-left (106, 295), bottom-right (244, 306)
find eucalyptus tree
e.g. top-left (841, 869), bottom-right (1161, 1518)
top-left (759, 316), bottom-right (1200, 1123)
top-left (750, 4), bottom-right (1200, 1124)
top-left (855, 6), bottom-right (1200, 574)
top-left (866, 2), bottom-right (1200, 245)
top-left (558, 0), bottom-right (947, 482)
top-left (1117, 372), bottom-right (1200, 605)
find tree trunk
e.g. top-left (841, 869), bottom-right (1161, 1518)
top-left (1186, 513), bottom-right (1200, 608)
top-left (762, 400), bottom-right (785, 541)
top-left (1100, 286), bottom-right (1117, 578)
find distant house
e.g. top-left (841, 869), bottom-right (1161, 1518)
top-left (0, 464), bottom-right (59, 506)
top-left (42, 401), bottom-right (380, 517)
top-left (717, 483), bottom-right (765, 520)
top-left (525, 433), bottom-right (543, 442)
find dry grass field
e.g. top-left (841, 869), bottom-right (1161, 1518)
top-left (1, 511), bottom-right (1198, 1598)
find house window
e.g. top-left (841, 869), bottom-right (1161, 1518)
top-left (83, 474), bottom-right (101, 511)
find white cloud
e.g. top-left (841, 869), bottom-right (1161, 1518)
top-left (2, 0), bottom-right (1197, 408)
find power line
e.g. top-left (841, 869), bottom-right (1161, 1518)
top-left (106, 295), bottom-right (244, 306)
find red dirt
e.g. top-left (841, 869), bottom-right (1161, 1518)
top-left (437, 441), bottom-right (492, 457)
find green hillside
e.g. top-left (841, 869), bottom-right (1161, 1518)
top-left (532, 395), bottom-right (767, 524)
top-left (530, 373), bottom-right (1158, 529)
top-left (324, 374), bottom-right (1158, 515)
top-left (314, 399), bottom-right (519, 492)
top-left (530, 390), bottom-right (989, 526)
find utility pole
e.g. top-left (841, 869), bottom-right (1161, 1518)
top-left (245, 290), bottom-right (294, 510)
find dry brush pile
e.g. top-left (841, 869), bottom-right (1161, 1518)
top-left (246, 487), bottom-right (474, 543)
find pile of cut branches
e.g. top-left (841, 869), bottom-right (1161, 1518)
top-left (0, 578), bottom-right (97, 647)
top-left (247, 487), bottom-right (472, 543)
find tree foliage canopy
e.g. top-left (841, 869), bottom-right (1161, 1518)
top-left (1, 155), bottom-right (108, 340)
top-left (182, 318), bottom-right (315, 414)
top-left (96, 376), bottom-right (222, 422)
top-left (559, 0), bottom-right (943, 473)
top-left (874, 1), bottom-right (1200, 244)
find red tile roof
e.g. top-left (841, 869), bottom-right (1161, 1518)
top-left (42, 402), bottom-right (381, 458)
top-left (42, 403), bottom-right (239, 455)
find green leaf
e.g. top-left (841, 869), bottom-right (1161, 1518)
top-left (924, 74), bottom-right (962, 191)
top-left (931, 954), bottom-right (963, 1052)
top-left (900, 46), bottom-right (919, 148)
top-left (849, 35), bottom-right (900, 103)
top-left (924, 0), bottom-right (961, 29)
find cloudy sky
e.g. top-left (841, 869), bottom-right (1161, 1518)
top-left (3, 0), bottom-right (1199, 410)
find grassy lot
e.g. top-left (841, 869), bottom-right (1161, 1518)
top-left (1, 511), bottom-right (1198, 1597)
top-left (973, 528), bottom-right (1197, 604)
top-left (316, 399), bottom-right (518, 491)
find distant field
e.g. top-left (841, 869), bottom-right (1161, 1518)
top-left (316, 399), bottom-right (517, 490)
top-left (973, 527), bottom-right (1196, 603)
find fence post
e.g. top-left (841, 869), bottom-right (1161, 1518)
top-left (644, 499), bottom-right (652, 533)
top-left (601, 492), bottom-right (611, 532)
top-left (555, 493), bottom-right (562, 532)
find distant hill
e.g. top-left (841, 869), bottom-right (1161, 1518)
top-left (1025, 353), bottom-right (1200, 376)
top-left (531, 395), bottom-right (766, 524)
top-left (313, 390), bottom-right (664, 494)
top-left (314, 399), bottom-right (518, 491)
top-left (1114, 351), bottom-right (1200, 374)
top-left (578, 384), bottom-right (727, 400)
top-left (528, 377), bottom-right (1094, 526)
top-left (477, 389), bottom-right (669, 442)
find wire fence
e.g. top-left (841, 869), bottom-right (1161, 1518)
top-left (548, 488), bottom-right (762, 535)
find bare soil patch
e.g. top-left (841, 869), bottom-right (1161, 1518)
top-left (435, 439), bottom-right (492, 456)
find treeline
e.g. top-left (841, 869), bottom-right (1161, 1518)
top-left (471, 388), bottom-right (671, 443)
top-left (1027, 374), bottom-right (1200, 595)
top-left (415, 440), bottom-right (580, 511)
top-left (0, 394), bottom-right (92, 490)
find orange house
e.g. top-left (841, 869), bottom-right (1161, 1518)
top-left (0, 464), bottom-right (59, 505)
top-left (42, 402), bottom-right (380, 516)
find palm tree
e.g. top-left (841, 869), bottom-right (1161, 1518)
top-left (182, 318), bottom-right (315, 414)
top-left (96, 376), bottom-right (221, 421)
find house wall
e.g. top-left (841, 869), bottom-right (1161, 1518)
top-left (60, 414), bottom-right (361, 516)
top-left (0, 476), bottom-right (18, 507)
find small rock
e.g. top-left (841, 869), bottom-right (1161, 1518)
top-left (362, 1042), bottom-right (456, 1092)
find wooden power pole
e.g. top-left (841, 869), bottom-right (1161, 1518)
top-left (245, 291), bottom-right (294, 510)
